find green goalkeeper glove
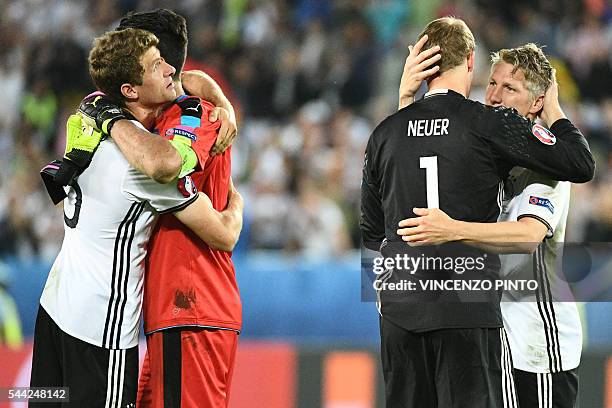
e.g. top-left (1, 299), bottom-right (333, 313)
top-left (54, 113), bottom-right (105, 186)
top-left (78, 91), bottom-right (127, 135)
top-left (66, 113), bottom-right (104, 157)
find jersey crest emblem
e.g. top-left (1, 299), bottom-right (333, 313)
top-left (531, 124), bottom-right (556, 145)
top-left (177, 175), bottom-right (198, 198)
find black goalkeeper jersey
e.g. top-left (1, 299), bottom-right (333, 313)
top-left (360, 89), bottom-right (594, 332)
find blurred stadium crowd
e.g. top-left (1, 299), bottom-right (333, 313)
top-left (0, 0), bottom-right (611, 261)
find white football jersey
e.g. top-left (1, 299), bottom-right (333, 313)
top-left (40, 121), bottom-right (197, 350)
top-left (499, 167), bottom-right (582, 373)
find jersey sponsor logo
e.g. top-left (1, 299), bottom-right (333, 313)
top-left (407, 118), bottom-right (449, 137)
top-left (165, 127), bottom-right (197, 141)
top-left (529, 195), bottom-right (554, 213)
top-left (177, 175), bottom-right (198, 198)
top-left (531, 124), bottom-right (556, 145)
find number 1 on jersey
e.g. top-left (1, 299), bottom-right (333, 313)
top-left (420, 156), bottom-right (439, 208)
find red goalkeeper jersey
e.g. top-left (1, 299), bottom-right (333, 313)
top-left (143, 95), bottom-right (241, 334)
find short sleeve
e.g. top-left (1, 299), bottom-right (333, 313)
top-left (191, 107), bottom-right (220, 166)
top-left (514, 178), bottom-right (570, 238)
top-left (122, 169), bottom-right (198, 214)
top-left (165, 96), bottom-right (221, 169)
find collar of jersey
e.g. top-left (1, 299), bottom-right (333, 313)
top-left (423, 89), bottom-right (464, 99)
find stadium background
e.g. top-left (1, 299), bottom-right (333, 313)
top-left (0, 0), bottom-right (611, 406)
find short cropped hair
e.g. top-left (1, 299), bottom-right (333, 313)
top-left (88, 28), bottom-right (159, 103)
top-left (117, 8), bottom-right (188, 77)
top-left (491, 43), bottom-right (553, 98)
top-left (418, 17), bottom-right (475, 74)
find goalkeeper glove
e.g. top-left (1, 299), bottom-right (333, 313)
top-left (54, 113), bottom-right (105, 186)
top-left (78, 91), bottom-right (127, 135)
top-left (40, 159), bottom-right (67, 204)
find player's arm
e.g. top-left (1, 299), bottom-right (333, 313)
top-left (78, 93), bottom-right (197, 184)
top-left (124, 170), bottom-right (243, 251)
top-left (181, 70), bottom-right (235, 118)
top-left (110, 120), bottom-right (184, 183)
top-left (181, 70), bottom-right (237, 155)
top-left (398, 34), bottom-right (441, 109)
top-left (484, 75), bottom-right (595, 183)
top-left (360, 134), bottom-right (386, 251)
top-left (173, 179), bottom-right (244, 252)
top-left (397, 208), bottom-right (547, 254)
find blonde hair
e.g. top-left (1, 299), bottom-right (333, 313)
top-left (88, 28), bottom-right (159, 103)
top-left (418, 17), bottom-right (475, 73)
top-left (490, 43), bottom-right (553, 98)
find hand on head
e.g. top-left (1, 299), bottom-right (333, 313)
top-left (399, 34), bottom-right (442, 109)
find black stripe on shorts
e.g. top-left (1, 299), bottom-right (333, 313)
top-left (163, 329), bottom-right (182, 408)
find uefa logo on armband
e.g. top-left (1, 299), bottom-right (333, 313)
top-left (531, 124), bottom-right (556, 145)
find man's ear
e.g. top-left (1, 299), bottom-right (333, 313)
top-left (467, 51), bottom-right (475, 73)
top-left (120, 83), bottom-right (138, 101)
top-left (530, 94), bottom-right (545, 116)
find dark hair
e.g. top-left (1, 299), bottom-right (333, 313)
top-left (117, 8), bottom-right (188, 77)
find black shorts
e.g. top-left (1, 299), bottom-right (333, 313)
top-left (513, 368), bottom-right (578, 408)
top-left (30, 305), bottom-right (138, 408)
top-left (380, 317), bottom-right (518, 408)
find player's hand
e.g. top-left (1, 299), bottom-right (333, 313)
top-left (65, 113), bottom-right (104, 159)
top-left (540, 69), bottom-right (566, 126)
top-left (54, 113), bottom-right (105, 185)
top-left (399, 34), bottom-right (441, 109)
top-left (397, 208), bottom-right (460, 246)
top-left (209, 107), bottom-right (237, 156)
top-left (78, 91), bottom-right (127, 135)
